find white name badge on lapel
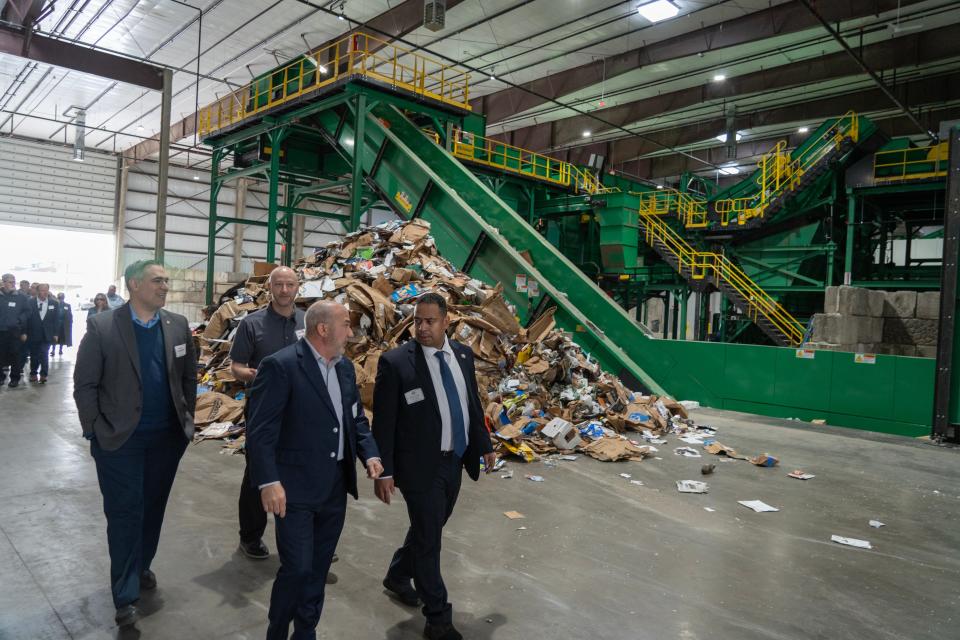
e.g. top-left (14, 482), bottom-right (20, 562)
top-left (404, 388), bottom-right (425, 405)
top-left (7, 301), bottom-right (15, 307)
top-left (353, 402), bottom-right (360, 418)
top-left (174, 344), bottom-right (187, 358)
top-left (295, 329), bottom-right (305, 339)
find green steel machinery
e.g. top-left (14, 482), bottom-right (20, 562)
top-left (198, 33), bottom-right (947, 437)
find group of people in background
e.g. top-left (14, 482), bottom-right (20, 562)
top-left (0, 273), bottom-right (123, 388)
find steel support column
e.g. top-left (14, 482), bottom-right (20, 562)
top-left (933, 127), bottom-right (960, 442)
top-left (844, 191), bottom-right (856, 285)
top-left (266, 127), bottom-right (290, 263)
top-left (205, 148), bottom-right (226, 305)
top-left (113, 157), bottom-right (129, 282)
top-left (232, 178), bottom-right (247, 273)
top-left (350, 93), bottom-right (367, 231)
top-left (282, 185), bottom-right (294, 267)
top-left (154, 67), bottom-right (173, 262)
top-left (678, 287), bottom-right (688, 340)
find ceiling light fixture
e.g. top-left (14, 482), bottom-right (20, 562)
top-left (714, 132), bottom-right (743, 143)
top-left (798, 126), bottom-right (809, 133)
top-left (656, 184), bottom-right (664, 190)
top-left (637, 0), bottom-right (679, 23)
top-left (712, 74), bottom-right (726, 82)
top-left (582, 130), bottom-right (591, 138)
top-left (193, 175), bottom-right (200, 181)
top-left (719, 165), bottom-right (740, 176)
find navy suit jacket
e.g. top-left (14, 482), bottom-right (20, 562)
top-left (26, 298), bottom-right (60, 344)
top-left (372, 339), bottom-right (492, 493)
top-left (246, 339), bottom-right (379, 504)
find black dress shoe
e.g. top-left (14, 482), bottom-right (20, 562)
top-left (423, 622), bottom-right (462, 640)
top-left (331, 552), bottom-right (339, 563)
top-left (7, 380), bottom-right (17, 388)
top-left (115, 604), bottom-right (139, 628)
top-left (239, 539), bottom-right (269, 559)
top-left (383, 577), bottom-right (421, 607)
top-left (140, 569), bottom-right (157, 590)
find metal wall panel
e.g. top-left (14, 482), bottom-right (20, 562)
top-left (0, 136), bottom-right (117, 232)
top-left (119, 161), bottom-right (377, 274)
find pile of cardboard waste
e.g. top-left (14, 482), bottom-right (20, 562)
top-left (192, 219), bottom-right (692, 462)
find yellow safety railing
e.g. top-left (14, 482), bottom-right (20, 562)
top-left (448, 129), bottom-right (614, 195)
top-left (198, 32), bottom-right (471, 136)
top-left (639, 113), bottom-right (860, 230)
top-left (639, 210), bottom-right (806, 346)
top-left (712, 111), bottom-right (860, 226)
top-left (638, 189), bottom-right (709, 227)
top-left (873, 142), bottom-right (949, 183)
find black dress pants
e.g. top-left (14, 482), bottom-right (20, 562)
top-left (386, 453), bottom-right (463, 625)
top-left (0, 331), bottom-right (21, 382)
top-left (239, 455), bottom-right (268, 543)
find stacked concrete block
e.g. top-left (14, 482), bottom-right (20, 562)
top-left (810, 286), bottom-right (940, 358)
top-left (916, 292), bottom-right (940, 320)
top-left (883, 290), bottom-right (917, 318)
top-left (162, 268), bottom-right (248, 323)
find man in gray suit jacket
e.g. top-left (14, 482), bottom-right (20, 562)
top-left (74, 260), bottom-right (197, 628)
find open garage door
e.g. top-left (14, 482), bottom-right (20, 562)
top-left (0, 136), bottom-right (117, 232)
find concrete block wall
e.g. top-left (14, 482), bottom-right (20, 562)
top-left (808, 286), bottom-right (940, 357)
top-left (162, 268), bottom-right (247, 322)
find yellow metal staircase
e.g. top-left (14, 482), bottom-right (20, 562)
top-left (639, 111), bottom-right (860, 229)
top-left (638, 210), bottom-right (806, 346)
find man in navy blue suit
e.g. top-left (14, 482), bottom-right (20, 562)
top-left (246, 300), bottom-right (382, 640)
top-left (26, 283), bottom-right (59, 383)
top-left (372, 292), bottom-right (495, 640)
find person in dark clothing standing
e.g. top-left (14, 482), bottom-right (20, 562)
top-left (372, 293), bottom-right (495, 640)
top-left (0, 274), bottom-right (29, 388)
top-left (73, 260), bottom-right (197, 628)
top-left (229, 266), bottom-right (305, 561)
top-left (26, 283), bottom-right (59, 383)
top-left (51, 292), bottom-right (73, 357)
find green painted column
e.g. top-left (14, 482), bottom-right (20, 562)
top-left (266, 127), bottom-right (289, 264)
top-left (350, 92), bottom-right (367, 232)
top-left (205, 148), bottom-right (225, 306)
top-left (844, 190), bottom-right (856, 285)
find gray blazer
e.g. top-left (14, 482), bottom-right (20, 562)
top-left (73, 304), bottom-right (197, 451)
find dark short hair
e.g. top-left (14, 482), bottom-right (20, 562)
top-left (124, 259), bottom-right (163, 288)
top-left (415, 292), bottom-right (447, 315)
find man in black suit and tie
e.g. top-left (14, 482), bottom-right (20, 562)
top-left (26, 283), bottom-right (59, 383)
top-left (246, 300), bottom-right (383, 640)
top-left (74, 260), bottom-right (197, 627)
top-left (372, 292), bottom-right (496, 640)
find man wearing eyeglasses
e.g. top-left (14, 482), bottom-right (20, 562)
top-left (74, 260), bottom-right (197, 628)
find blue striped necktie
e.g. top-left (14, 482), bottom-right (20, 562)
top-left (435, 351), bottom-right (467, 457)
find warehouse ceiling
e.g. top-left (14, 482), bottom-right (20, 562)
top-left (1, 0), bottom-right (959, 184)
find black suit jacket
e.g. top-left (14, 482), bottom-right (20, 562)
top-left (246, 339), bottom-right (380, 504)
top-left (372, 339), bottom-right (492, 492)
top-left (73, 305), bottom-right (197, 451)
top-left (26, 298), bottom-right (60, 344)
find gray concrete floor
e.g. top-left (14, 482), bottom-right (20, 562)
top-left (1, 354), bottom-right (958, 640)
